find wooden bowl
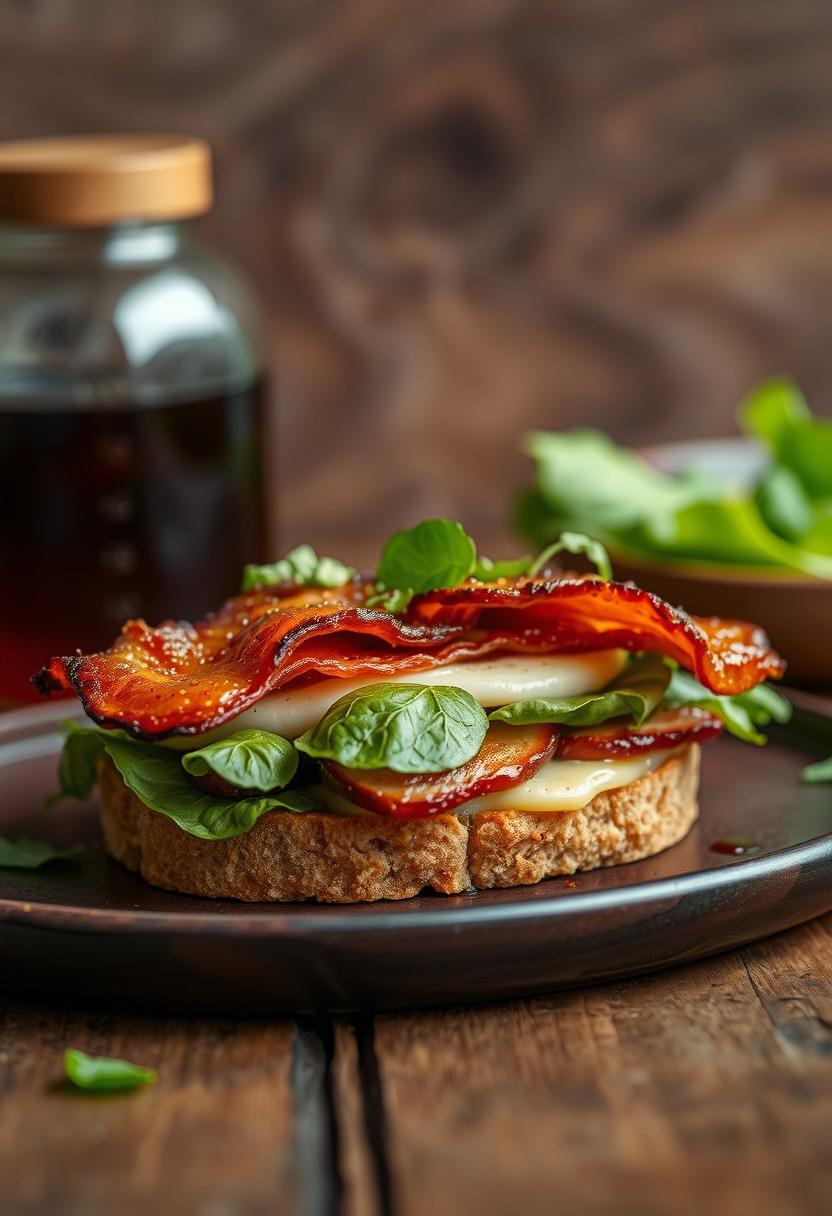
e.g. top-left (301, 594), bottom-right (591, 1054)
top-left (615, 439), bottom-right (832, 688)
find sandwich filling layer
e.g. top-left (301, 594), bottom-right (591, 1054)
top-left (163, 650), bottom-right (628, 746)
top-left (310, 748), bottom-right (680, 817)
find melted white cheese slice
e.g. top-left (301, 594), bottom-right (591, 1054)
top-left (460, 748), bottom-right (677, 814)
top-left (311, 749), bottom-right (679, 818)
top-left (166, 649), bottom-right (627, 746)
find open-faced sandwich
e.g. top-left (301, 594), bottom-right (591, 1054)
top-left (36, 521), bottom-right (789, 904)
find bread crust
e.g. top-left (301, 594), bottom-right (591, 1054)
top-left (97, 745), bottom-right (700, 903)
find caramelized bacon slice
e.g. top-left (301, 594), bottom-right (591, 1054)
top-left (34, 591), bottom-right (475, 739)
top-left (324, 723), bottom-right (559, 819)
top-left (34, 576), bottom-right (782, 741)
top-left (407, 578), bottom-right (783, 696)
top-left (558, 706), bottom-right (724, 760)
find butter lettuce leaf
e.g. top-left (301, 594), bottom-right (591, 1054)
top-left (489, 654), bottom-right (668, 727)
top-left (664, 670), bottom-right (791, 745)
top-left (53, 726), bottom-right (320, 840)
top-left (519, 381), bottom-right (832, 577)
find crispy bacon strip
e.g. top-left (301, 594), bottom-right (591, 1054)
top-left (558, 706), bottom-right (724, 760)
top-left (408, 578), bottom-right (783, 696)
top-left (34, 577), bottom-right (783, 740)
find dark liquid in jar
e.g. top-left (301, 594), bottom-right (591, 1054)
top-left (0, 375), bottom-right (269, 703)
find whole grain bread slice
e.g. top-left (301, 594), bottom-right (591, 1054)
top-left (97, 745), bottom-right (699, 904)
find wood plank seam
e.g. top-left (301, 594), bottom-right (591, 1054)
top-left (292, 1017), bottom-right (342, 1216)
top-left (351, 1015), bottom-right (395, 1216)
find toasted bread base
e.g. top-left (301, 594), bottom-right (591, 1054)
top-left (97, 745), bottom-right (700, 904)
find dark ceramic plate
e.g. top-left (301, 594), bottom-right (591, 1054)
top-left (2, 699), bottom-right (831, 1013)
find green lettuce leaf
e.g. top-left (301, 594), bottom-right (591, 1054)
top-left (489, 654), bottom-right (668, 727)
top-left (628, 498), bottom-right (832, 576)
top-left (473, 554), bottom-right (533, 580)
top-left (181, 729), bottom-right (298, 791)
top-left (664, 669), bottom-right (792, 745)
top-left (241, 545), bottom-right (355, 592)
top-left (524, 428), bottom-right (712, 532)
top-left (802, 756), bottom-right (832, 784)
top-left (64, 1048), bottom-right (156, 1092)
top-left (753, 465), bottom-right (814, 543)
top-left (518, 381), bottom-right (832, 576)
top-left (53, 727), bottom-right (321, 841)
top-left (296, 682), bottom-right (488, 773)
top-left (0, 837), bottom-right (81, 869)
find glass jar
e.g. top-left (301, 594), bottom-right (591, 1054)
top-left (0, 135), bottom-right (270, 703)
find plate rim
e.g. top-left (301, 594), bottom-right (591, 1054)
top-left (2, 698), bottom-right (831, 938)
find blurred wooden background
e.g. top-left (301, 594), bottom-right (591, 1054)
top-left (3, 0), bottom-right (832, 563)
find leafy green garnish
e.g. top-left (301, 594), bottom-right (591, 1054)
top-left (742, 377), bottom-right (832, 498)
top-left (524, 428), bottom-right (709, 533)
top-left (181, 729), bottom-right (298, 792)
top-left (295, 682), bottom-right (489, 773)
top-left (527, 531), bottom-right (612, 581)
top-left (64, 1048), bottom-right (156, 1092)
top-left (664, 669), bottom-right (792, 745)
top-left (369, 518), bottom-right (612, 613)
top-left (0, 837), bottom-right (81, 869)
top-left (241, 545), bottom-right (355, 593)
top-left (372, 520), bottom-right (477, 610)
top-left (53, 726), bottom-right (320, 840)
top-left (802, 756), bottom-right (832, 784)
top-left (472, 554), bottom-right (533, 581)
top-left (518, 379), bottom-right (832, 578)
top-left (740, 377), bottom-right (810, 450)
top-left (489, 654), bottom-right (668, 727)
top-left (49, 719), bottom-right (104, 805)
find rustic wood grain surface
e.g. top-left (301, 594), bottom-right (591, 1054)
top-left (4, 915), bottom-right (832, 1216)
top-left (3, 4), bottom-right (832, 1212)
top-left (2, 0), bottom-right (832, 564)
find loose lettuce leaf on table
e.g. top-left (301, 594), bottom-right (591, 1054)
top-left (64, 1048), bottom-right (156, 1092)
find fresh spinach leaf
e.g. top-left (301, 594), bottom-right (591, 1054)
top-left (664, 669), bottom-right (792, 745)
top-left (374, 519), bottom-right (477, 610)
top-left (489, 655), bottom-right (668, 727)
top-left (182, 729), bottom-right (298, 792)
top-left (64, 1048), bottom-right (156, 1092)
top-left (295, 682), bottom-right (488, 773)
top-left (54, 727), bottom-right (321, 840)
top-left (0, 837), bottom-right (81, 869)
top-left (241, 545), bottom-right (355, 592)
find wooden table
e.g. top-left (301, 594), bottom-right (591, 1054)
top-left (4, 913), bottom-right (832, 1216)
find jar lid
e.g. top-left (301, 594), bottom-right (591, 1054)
top-left (0, 134), bottom-right (212, 226)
